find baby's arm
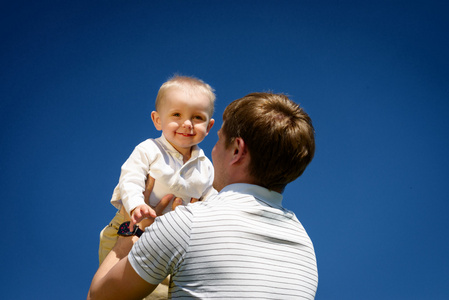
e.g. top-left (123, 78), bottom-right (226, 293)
top-left (129, 176), bottom-right (156, 229)
top-left (118, 141), bottom-right (156, 217)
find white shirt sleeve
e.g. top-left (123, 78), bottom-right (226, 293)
top-left (112, 140), bottom-right (157, 215)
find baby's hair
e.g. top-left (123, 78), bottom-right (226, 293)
top-left (155, 75), bottom-right (216, 116)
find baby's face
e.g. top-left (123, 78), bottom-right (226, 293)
top-left (152, 88), bottom-right (214, 156)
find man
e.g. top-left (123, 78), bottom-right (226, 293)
top-left (88, 92), bottom-right (318, 299)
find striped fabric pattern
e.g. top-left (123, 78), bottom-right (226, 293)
top-left (130, 183), bottom-right (318, 299)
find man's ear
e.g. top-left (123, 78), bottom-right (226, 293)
top-left (151, 111), bottom-right (162, 131)
top-left (205, 118), bottom-right (215, 135)
top-left (230, 137), bottom-right (248, 165)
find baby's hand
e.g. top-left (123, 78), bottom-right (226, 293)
top-left (130, 204), bottom-right (156, 229)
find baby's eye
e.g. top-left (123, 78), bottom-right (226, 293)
top-left (194, 115), bottom-right (204, 120)
top-left (172, 113), bottom-right (181, 117)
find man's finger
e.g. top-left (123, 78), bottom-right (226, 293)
top-left (171, 197), bottom-right (183, 210)
top-left (154, 194), bottom-right (174, 215)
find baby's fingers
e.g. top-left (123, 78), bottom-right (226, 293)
top-left (131, 207), bottom-right (156, 228)
top-left (130, 210), bottom-right (142, 229)
top-left (141, 206), bottom-right (157, 219)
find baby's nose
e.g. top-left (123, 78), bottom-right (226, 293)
top-left (183, 119), bottom-right (193, 128)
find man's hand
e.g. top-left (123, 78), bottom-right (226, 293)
top-left (171, 197), bottom-right (199, 209)
top-left (143, 175), bottom-right (154, 206)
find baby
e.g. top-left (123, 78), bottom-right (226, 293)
top-left (99, 75), bottom-right (216, 266)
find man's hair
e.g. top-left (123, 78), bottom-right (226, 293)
top-left (222, 92), bottom-right (315, 192)
top-left (155, 75), bottom-right (216, 116)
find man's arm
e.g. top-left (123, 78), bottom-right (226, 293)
top-left (87, 236), bottom-right (157, 300)
top-left (87, 192), bottom-right (176, 300)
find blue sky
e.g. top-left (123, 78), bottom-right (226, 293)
top-left (1, 1), bottom-right (448, 299)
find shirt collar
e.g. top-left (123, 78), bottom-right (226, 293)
top-left (220, 183), bottom-right (283, 207)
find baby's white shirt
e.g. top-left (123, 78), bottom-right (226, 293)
top-left (110, 135), bottom-right (216, 215)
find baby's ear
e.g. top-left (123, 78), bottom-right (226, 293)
top-left (206, 118), bottom-right (215, 134)
top-left (151, 111), bottom-right (162, 131)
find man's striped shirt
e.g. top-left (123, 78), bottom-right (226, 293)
top-left (129, 183), bottom-right (318, 299)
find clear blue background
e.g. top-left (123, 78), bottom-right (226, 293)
top-left (1, 1), bottom-right (448, 299)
